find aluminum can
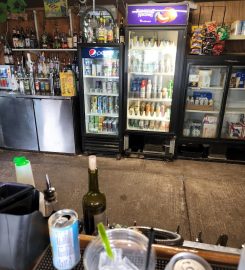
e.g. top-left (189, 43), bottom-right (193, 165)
top-left (102, 96), bottom-right (108, 113)
top-left (112, 119), bottom-right (118, 133)
top-left (98, 116), bottom-right (104, 132)
top-left (144, 120), bottom-right (149, 129)
top-left (97, 96), bottom-right (103, 113)
top-left (107, 119), bottom-right (113, 131)
top-left (94, 116), bottom-right (99, 131)
top-left (165, 252), bottom-right (212, 270)
top-left (48, 209), bottom-right (81, 270)
top-left (108, 96), bottom-right (113, 113)
top-left (107, 81), bottom-right (112, 93)
top-left (112, 81), bottom-right (118, 94)
top-left (139, 120), bottom-right (144, 129)
top-left (102, 119), bottom-right (108, 131)
top-left (114, 97), bottom-right (119, 114)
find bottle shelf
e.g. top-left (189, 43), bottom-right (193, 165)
top-left (225, 108), bottom-right (245, 114)
top-left (86, 92), bottom-right (119, 97)
top-left (0, 87), bottom-right (12, 90)
top-left (129, 46), bottom-right (172, 51)
top-left (87, 112), bottom-right (118, 117)
top-left (129, 72), bottom-right (174, 76)
top-left (86, 131), bottom-right (118, 135)
top-left (229, 88), bottom-right (245, 91)
top-left (127, 114), bottom-right (170, 121)
top-left (228, 35), bottom-right (245, 40)
top-left (128, 97), bottom-right (172, 103)
top-left (12, 48), bottom-right (77, 52)
top-left (185, 109), bottom-right (219, 114)
top-left (188, 87), bottom-right (223, 90)
top-left (83, 75), bottom-right (119, 79)
top-left (127, 126), bottom-right (168, 133)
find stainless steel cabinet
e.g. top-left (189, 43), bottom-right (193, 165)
top-left (33, 99), bottom-right (76, 153)
top-left (0, 97), bottom-right (38, 150)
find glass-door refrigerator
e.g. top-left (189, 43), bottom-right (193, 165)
top-left (221, 66), bottom-right (245, 140)
top-left (182, 64), bottom-right (228, 139)
top-left (0, 65), bottom-right (13, 90)
top-left (78, 44), bottom-right (124, 156)
top-left (124, 3), bottom-right (189, 158)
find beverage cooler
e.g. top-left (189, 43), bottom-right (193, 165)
top-left (178, 55), bottom-right (245, 161)
top-left (124, 3), bottom-right (189, 158)
top-left (0, 65), bottom-right (13, 90)
top-left (78, 44), bottom-right (124, 156)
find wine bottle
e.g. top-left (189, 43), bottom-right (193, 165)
top-left (82, 155), bottom-right (106, 235)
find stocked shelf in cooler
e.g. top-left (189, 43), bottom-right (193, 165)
top-left (225, 108), bottom-right (245, 114)
top-left (229, 88), bottom-right (245, 91)
top-left (87, 131), bottom-right (118, 135)
top-left (87, 113), bottom-right (118, 117)
top-left (128, 115), bottom-right (170, 121)
top-left (83, 75), bottom-right (119, 79)
top-left (86, 92), bottom-right (119, 96)
top-left (186, 110), bottom-right (220, 114)
top-left (188, 87), bottom-right (224, 91)
top-left (128, 98), bottom-right (172, 103)
top-left (129, 72), bottom-right (174, 76)
top-left (127, 126), bottom-right (166, 132)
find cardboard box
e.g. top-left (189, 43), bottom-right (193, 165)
top-left (60, 72), bottom-right (76, 97)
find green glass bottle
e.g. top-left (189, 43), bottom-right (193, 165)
top-left (82, 155), bottom-right (106, 235)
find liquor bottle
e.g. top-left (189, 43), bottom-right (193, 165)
top-left (91, 15), bottom-right (98, 43)
top-left (12, 28), bottom-right (18, 48)
top-left (41, 30), bottom-right (48, 48)
top-left (87, 15), bottom-right (94, 43)
top-left (107, 19), bottom-right (113, 43)
top-left (67, 30), bottom-right (73, 48)
top-left (53, 71), bottom-right (61, 96)
top-left (30, 28), bottom-right (37, 48)
top-left (25, 27), bottom-right (31, 48)
top-left (16, 28), bottom-right (20, 48)
top-left (19, 27), bottom-right (25, 48)
top-left (73, 30), bottom-right (78, 48)
top-left (113, 21), bottom-right (119, 43)
top-left (103, 18), bottom-right (108, 43)
top-left (82, 155), bottom-right (106, 235)
top-left (61, 32), bottom-right (68, 49)
top-left (4, 45), bottom-right (9, 64)
top-left (119, 17), bottom-right (125, 43)
top-left (146, 79), bottom-right (152, 99)
top-left (79, 30), bottom-right (83, 43)
top-left (97, 13), bottom-right (105, 43)
top-left (53, 27), bottom-right (60, 49)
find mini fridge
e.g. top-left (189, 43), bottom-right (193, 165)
top-left (78, 44), bottom-right (124, 157)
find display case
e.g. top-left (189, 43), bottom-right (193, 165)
top-left (78, 44), bottom-right (124, 155)
top-left (221, 66), bottom-right (245, 140)
top-left (182, 65), bottom-right (228, 139)
top-left (0, 65), bottom-right (13, 90)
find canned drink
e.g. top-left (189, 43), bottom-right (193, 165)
top-left (94, 116), bottom-right (99, 131)
top-left (139, 120), bottom-right (144, 129)
top-left (102, 96), bottom-right (108, 113)
top-left (134, 119), bottom-right (139, 128)
top-left (107, 81), bottom-right (112, 93)
top-left (107, 119), bottom-right (113, 131)
top-left (165, 252), bottom-right (212, 270)
top-left (48, 209), bottom-right (81, 270)
top-left (88, 116), bottom-right (94, 132)
top-left (90, 96), bottom-right (97, 113)
top-left (112, 119), bottom-right (118, 133)
top-left (108, 96), bottom-right (113, 113)
top-left (97, 96), bottom-right (103, 113)
top-left (114, 97), bottom-right (119, 114)
top-left (129, 119), bottom-right (134, 127)
top-left (102, 119), bottom-right (108, 131)
top-left (102, 81), bottom-right (107, 92)
top-left (98, 116), bottom-right (104, 131)
top-left (144, 120), bottom-right (149, 129)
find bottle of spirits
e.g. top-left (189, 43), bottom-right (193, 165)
top-left (113, 21), bottom-right (119, 43)
top-left (73, 30), bottom-right (78, 48)
top-left (19, 27), bottom-right (25, 48)
top-left (41, 30), bottom-right (48, 49)
top-left (87, 15), bottom-right (94, 43)
top-left (119, 17), bottom-right (125, 43)
top-left (12, 28), bottom-right (18, 48)
top-left (67, 30), bottom-right (73, 48)
top-left (97, 13), bottom-right (105, 43)
top-left (53, 27), bottom-right (60, 49)
top-left (82, 155), bottom-right (106, 235)
top-left (107, 19), bottom-right (113, 43)
top-left (4, 45), bottom-right (9, 64)
top-left (25, 27), bottom-right (31, 48)
top-left (30, 28), bottom-right (37, 48)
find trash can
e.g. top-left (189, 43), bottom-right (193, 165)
top-left (0, 182), bottom-right (49, 270)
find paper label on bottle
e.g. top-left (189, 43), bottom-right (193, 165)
top-left (94, 211), bottom-right (106, 228)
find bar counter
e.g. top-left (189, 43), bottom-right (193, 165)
top-left (33, 234), bottom-right (240, 270)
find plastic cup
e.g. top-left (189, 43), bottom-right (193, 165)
top-left (83, 228), bottom-right (156, 270)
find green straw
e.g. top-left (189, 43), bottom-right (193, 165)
top-left (97, 222), bottom-right (114, 260)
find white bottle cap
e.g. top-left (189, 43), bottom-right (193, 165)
top-left (89, 155), bottom-right (97, 171)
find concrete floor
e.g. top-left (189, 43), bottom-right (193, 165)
top-left (0, 149), bottom-right (245, 248)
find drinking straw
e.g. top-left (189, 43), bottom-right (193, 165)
top-left (145, 227), bottom-right (155, 270)
top-left (97, 222), bottom-right (114, 260)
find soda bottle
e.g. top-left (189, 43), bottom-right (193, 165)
top-left (146, 79), bottom-right (152, 99)
top-left (140, 79), bottom-right (146, 98)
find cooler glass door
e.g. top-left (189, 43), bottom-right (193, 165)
top-left (0, 65), bottom-right (12, 90)
top-left (82, 47), bottom-right (119, 136)
top-left (221, 66), bottom-right (245, 140)
top-left (126, 30), bottom-right (178, 132)
top-left (182, 65), bottom-right (228, 139)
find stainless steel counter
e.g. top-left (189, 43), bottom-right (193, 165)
top-left (0, 91), bottom-right (79, 154)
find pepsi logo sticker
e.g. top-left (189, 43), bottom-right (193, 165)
top-left (89, 49), bottom-right (96, 57)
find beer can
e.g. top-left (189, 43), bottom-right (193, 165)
top-left (107, 119), bottom-right (113, 131)
top-left (97, 96), bottom-right (103, 113)
top-left (102, 96), bottom-right (108, 113)
top-left (112, 119), bottom-right (118, 133)
top-left (94, 116), bottom-right (99, 131)
top-left (98, 116), bottom-right (104, 131)
top-left (48, 209), bottom-right (81, 270)
top-left (108, 96), bottom-right (113, 114)
top-left (165, 252), bottom-right (212, 270)
top-left (102, 119), bottom-right (108, 131)
top-left (107, 81), bottom-right (112, 93)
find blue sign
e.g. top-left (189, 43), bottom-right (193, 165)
top-left (82, 47), bottom-right (119, 59)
